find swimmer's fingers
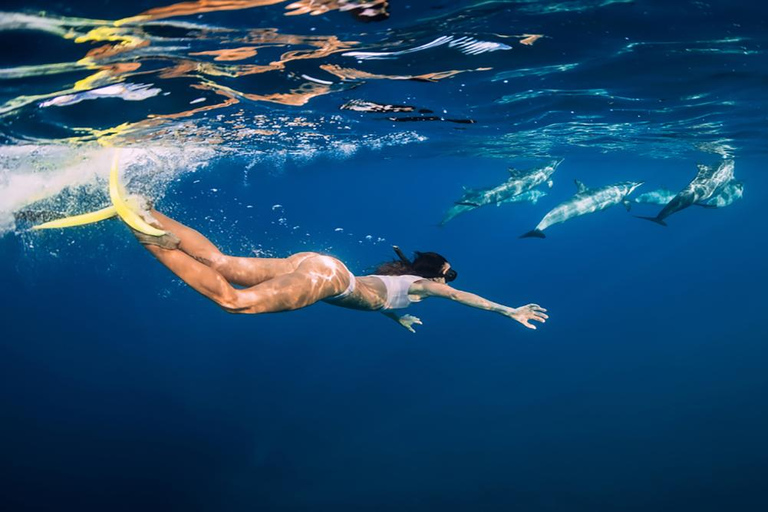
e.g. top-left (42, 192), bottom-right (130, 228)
top-left (514, 304), bottom-right (548, 330)
top-left (524, 304), bottom-right (549, 320)
top-left (400, 314), bottom-right (422, 334)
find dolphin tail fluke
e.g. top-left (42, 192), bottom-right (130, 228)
top-left (635, 215), bottom-right (667, 226)
top-left (520, 229), bottom-right (546, 239)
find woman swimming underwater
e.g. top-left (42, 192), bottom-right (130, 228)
top-left (132, 209), bottom-right (548, 332)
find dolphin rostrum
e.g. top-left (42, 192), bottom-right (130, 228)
top-left (521, 179), bottom-right (644, 238)
top-left (637, 160), bottom-right (734, 226)
top-left (440, 189), bottom-right (548, 226)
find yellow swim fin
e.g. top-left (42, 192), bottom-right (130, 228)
top-left (31, 205), bottom-right (117, 230)
top-left (108, 152), bottom-right (166, 237)
top-left (28, 150), bottom-right (166, 236)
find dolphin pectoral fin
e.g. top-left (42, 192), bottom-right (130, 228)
top-left (454, 201), bottom-right (480, 207)
top-left (31, 205), bottom-right (118, 230)
top-left (635, 215), bottom-right (667, 226)
top-left (694, 202), bottom-right (718, 209)
top-left (547, 179), bottom-right (554, 188)
top-left (623, 200), bottom-right (632, 212)
top-left (108, 151), bottom-right (166, 237)
top-left (520, 229), bottom-right (546, 239)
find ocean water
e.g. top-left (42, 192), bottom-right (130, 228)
top-left (1, 1), bottom-right (767, 510)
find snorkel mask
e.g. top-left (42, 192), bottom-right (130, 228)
top-left (393, 246), bottom-right (457, 282)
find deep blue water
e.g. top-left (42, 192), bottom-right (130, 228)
top-left (1, 1), bottom-right (767, 511)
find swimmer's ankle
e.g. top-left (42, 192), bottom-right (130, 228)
top-left (130, 226), bottom-right (180, 250)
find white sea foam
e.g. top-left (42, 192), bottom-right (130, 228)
top-left (0, 144), bottom-right (214, 235)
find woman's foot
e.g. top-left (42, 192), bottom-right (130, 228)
top-left (126, 195), bottom-right (181, 249)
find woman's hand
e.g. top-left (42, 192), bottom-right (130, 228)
top-left (507, 304), bottom-right (548, 330)
top-left (398, 314), bottom-right (423, 334)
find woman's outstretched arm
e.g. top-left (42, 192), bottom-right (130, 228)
top-left (410, 280), bottom-right (548, 330)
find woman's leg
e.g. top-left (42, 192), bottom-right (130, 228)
top-left (143, 245), bottom-right (350, 314)
top-left (149, 210), bottom-right (314, 287)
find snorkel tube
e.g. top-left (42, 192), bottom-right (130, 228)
top-left (392, 245), bottom-right (413, 266)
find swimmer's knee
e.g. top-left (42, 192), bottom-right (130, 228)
top-left (212, 287), bottom-right (248, 314)
top-left (219, 299), bottom-right (254, 315)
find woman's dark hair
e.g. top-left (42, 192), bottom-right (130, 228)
top-left (373, 250), bottom-right (452, 279)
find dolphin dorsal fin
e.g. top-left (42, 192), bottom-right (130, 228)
top-left (574, 179), bottom-right (588, 194)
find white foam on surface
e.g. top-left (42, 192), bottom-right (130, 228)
top-left (0, 144), bottom-right (214, 235)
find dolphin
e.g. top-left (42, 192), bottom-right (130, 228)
top-left (456, 188), bottom-right (549, 208)
top-left (637, 160), bottom-right (734, 226)
top-left (697, 179), bottom-right (743, 208)
top-left (521, 179), bottom-right (644, 238)
top-left (440, 189), bottom-right (548, 226)
top-left (622, 188), bottom-right (676, 211)
top-left (453, 159), bottom-right (562, 209)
